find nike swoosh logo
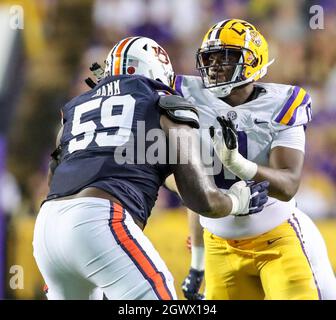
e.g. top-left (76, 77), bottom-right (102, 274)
top-left (254, 119), bottom-right (268, 125)
top-left (267, 237), bottom-right (282, 245)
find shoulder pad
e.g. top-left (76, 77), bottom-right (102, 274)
top-left (158, 95), bottom-right (199, 129)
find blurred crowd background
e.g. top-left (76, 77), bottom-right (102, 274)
top-left (0, 0), bottom-right (336, 299)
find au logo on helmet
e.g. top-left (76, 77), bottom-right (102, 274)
top-left (152, 46), bottom-right (170, 65)
top-left (103, 37), bottom-right (175, 87)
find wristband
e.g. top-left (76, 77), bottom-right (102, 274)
top-left (227, 153), bottom-right (258, 180)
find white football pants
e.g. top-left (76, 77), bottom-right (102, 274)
top-left (33, 197), bottom-right (177, 300)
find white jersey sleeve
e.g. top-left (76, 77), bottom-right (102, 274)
top-left (173, 75), bottom-right (203, 99)
top-left (271, 125), bottom-right (306, 153)
top-left (271, 85), bottom-right (312, 130)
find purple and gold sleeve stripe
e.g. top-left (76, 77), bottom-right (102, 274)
top-left (275, 86), bottom-right (311, 125)
top-left (173, 75), bottom-right (184, 97)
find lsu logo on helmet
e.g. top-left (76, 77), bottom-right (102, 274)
top-left (196, 19), bottom-right (274, 97)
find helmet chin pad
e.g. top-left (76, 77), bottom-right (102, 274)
top-left (209, 84), bottom-right (233, 97)
top-left (208, 77), bottom-right (254, 97)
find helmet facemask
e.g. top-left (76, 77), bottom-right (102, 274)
top-left (196, 44), bottom-right (258, 97)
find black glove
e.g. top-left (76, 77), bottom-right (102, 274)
top-left (49, 145), bottom-right (62, 174)
top-left (181, 268), bottom-right (204, 300)
top-left (216, 116), bottom-right (238, 150)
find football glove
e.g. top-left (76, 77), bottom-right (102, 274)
top-left (181, 268), bottom-right (204, 300)
top-left (49, 145), bottom-right (62, 174)
top-left (227, 180), bottom-right (269, 216)
top-left (210, 116), bottom-right (258, 180)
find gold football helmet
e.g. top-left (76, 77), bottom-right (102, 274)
top-left (196, 19), bottom-right (274, 97)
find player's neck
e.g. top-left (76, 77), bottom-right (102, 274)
top-left (221, 83), bottom-right (255, 107)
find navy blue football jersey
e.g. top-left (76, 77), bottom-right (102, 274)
top-left (48, 74), bottom-right (178, 225)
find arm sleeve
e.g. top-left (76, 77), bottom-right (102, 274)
top-left (271, 125), bottom-right (305, 153)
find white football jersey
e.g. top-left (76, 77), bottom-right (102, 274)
top-left (174, 75), bottom-right (312, 239)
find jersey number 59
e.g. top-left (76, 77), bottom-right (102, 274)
top-left (68, 95), bottom-right (135, 154)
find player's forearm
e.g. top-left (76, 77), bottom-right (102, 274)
top-left (252, 147), bottom-right (303, 201)
top-left (187, 209), bottom-right (204, 247)
top-left (173, 164), bottom-right (232, 217)
top-left (253, 166), bottom-right (300, 201)
top-left (166, 172), bottom-right (232, 218)
top-left (161, 115), bottom-right (233, 217)
top-left (165, 175), bottom-right (232, 222)
top-left (198, 193), bottom-right (233, 218)
top-left (187, 210), bottom-right (204, 271)
top-left (165, 173), bottom-right (238, 220)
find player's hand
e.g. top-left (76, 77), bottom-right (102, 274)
top-left (227, 180), bottom-right (269, 216)
top-left (209, 116), bottom-right (258, 180)
top-left (181, 268), bottom-right (204, 300)
top-left (216, 116), bottom-right (238, 150)
top-left (209, 116), bottom-right (238, 168)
